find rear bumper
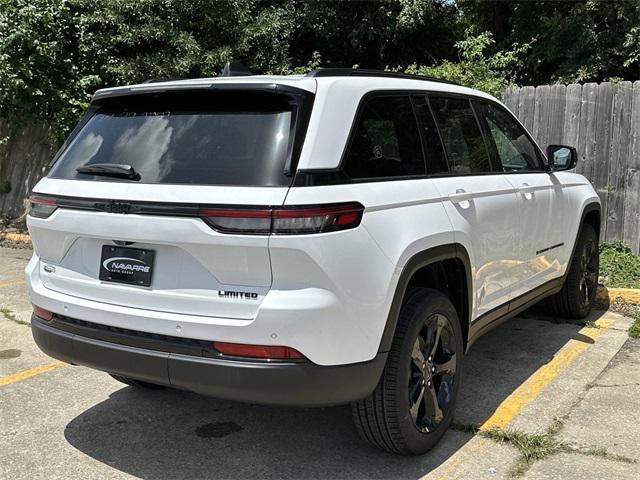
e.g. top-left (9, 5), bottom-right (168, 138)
top-left (31, 315), bottom-right (386, 406)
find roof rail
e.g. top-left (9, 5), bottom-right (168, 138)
top-left (141, 78), bottom-right (183, 84)
top-left (305, 68), bottom-right (459, 86)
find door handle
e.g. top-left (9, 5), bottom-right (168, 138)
top-left (448, 189), bottom-right (474, 203)
top-left (517, 183), bottom-right (535, 199)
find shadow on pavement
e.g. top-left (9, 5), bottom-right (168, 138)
top-left (63, 311), bottom-right (604, 479)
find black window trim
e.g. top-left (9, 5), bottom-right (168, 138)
top-left (408, 95), bottom-right (430, 176)
top-left (411, 94), bottom-right (451, 174)
top-left (292, 89), bottom-right (549, 187)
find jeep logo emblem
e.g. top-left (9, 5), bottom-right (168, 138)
top-left (95, 201), bottom-right (135, 214)
top-left (106, 201), bottom-right (133, 214)
top-left (102, 257), bottom-right (151, 275)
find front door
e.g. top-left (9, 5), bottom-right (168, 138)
top-left (474, 100), bottom-right (566, 300)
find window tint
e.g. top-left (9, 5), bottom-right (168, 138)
top-left (344, 95), bottom-right (425, 179)
top-left (428, 96), bottom-right (492, 174)
top-left (49, 91), bottom-right (305, 186)
top-left (412, 96), bottom-right (448, 174)
top-left (476, 102), bottom-right (543, 172)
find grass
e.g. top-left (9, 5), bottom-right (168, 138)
top-left (0, 307), bottom-right (28, 325)
top-left (482, 426), bottom-right (562, 476)
top-left (466, 417), bottom-right (637, 476)
top-left (1, 307), bottom-right (17, 322)
top-left (629, 315), bottom-right (640, 339)
top-left (451, 420), bottom-right (565, 476)
top-left (599, 242), bottom-right (640, 289)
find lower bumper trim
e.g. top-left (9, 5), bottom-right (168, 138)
top-left (31, 316), bottom-right (386, 406)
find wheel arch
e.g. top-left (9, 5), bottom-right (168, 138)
top-left (569, 202), bottom-right (601, 267)
top-left (377, 243), bottom-right (473, 354)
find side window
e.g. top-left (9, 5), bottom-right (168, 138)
top-left (428, 96), bottom-right (492, 174)
top-left (476, 101), bottom-right (544, 172)
top-left (412, 96), bottom-right (449, 175)
top-left (344, 95), bottom-right (425, 179)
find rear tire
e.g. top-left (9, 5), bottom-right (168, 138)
top-left (546, 223), bottom-right (599, 319)
top-left (352, 288), bottom-right (463, 455)
top-left (109, 374), bottom-right (166, 389)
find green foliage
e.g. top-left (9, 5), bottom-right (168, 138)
top-left (629, 315), bottom-right (640, 339)
top-left (599, 242), bottom-right (640, 289)
top-left (0, 0), bottom-right (303, 142)
top-left (0, 0), bottom-right (84, 141)
top-left (404, 30), bottom-right (529, 98)
top-left (458, 0), bottom-right (640, 85)
top-left (288, 0), bottom-right (461, 70)
top-left (0, 0), bottom-right (465, 143)
top-left (2, 0), bottom-right (640, 144)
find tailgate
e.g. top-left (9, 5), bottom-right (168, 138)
top-left (28, 180), bottom-right (288, 320)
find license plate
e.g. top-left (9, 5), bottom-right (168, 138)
top-left (99, 246), bottom-right (155, 287)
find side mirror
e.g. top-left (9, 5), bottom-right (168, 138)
top-left (547, 145), bottom-right (578, 171)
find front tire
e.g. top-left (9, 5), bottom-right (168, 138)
top-left (546, 223), bottom-right (599, 319)
top-left (352, 288), bottom-right (463, 455)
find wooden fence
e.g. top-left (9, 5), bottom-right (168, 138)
top-left (0, 119), bottom-right (53, 220)
top-left (503, 82), bottom-right (640, 254)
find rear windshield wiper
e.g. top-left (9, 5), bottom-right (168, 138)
top-left (76, 163), bottom-right (141, 181)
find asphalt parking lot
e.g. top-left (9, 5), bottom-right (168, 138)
top-left (1, 246), bottom-right (639, 479)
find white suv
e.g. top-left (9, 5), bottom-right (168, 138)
top-left (27, 68), bottom-right (601, 455)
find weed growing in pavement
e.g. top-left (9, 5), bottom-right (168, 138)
top-left (0, 307), bottom-right (28, 325)
top-left (482, 426), bottom-right (562, 476)
top-left (464, 416), bottom-right (636, 477)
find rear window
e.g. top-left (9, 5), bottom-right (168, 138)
top-left (49, 90), bottom-right (310, 186)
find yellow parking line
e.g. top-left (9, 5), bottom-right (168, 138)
top-left (479, 313), bottom-right (615, 430)
top-left (0, 361), bottom-right (66, 387)
top-left (429, 312), bottom-right (616, 480)
top-left (0, 278), bottom-right (25, 288)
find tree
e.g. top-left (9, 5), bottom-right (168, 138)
top-left (404, 29), bottom-right (529, 98)
top-left (288, 0), bottom-right (462, 69)
top-left (459, 0), bottom-right (640, 84)
top-left (0, 0), bottom-right (299, 141)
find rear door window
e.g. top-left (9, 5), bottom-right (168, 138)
top-left (49, 90), bottom-right (309, 186)
top-left (428, 96), bottom-right (492, 174)
top-left (343, 95), bottom-right (426, 179)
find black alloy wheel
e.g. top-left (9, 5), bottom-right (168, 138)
top-left (578, 236), bottom-right (599, 309)
top-left (408, 313), bottom-right (458, 434)
top-left (352, 288), bottom-right (464, 455)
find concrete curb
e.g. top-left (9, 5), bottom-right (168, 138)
top-left (597, 286), bottom-right (640, 306)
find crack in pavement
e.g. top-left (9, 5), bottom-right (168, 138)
top-left (588, 382), bottom-right (640, 388)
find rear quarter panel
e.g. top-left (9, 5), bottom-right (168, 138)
top-left (274, 179), bottom-right (454, 364)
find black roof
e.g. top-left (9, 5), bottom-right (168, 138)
top-left (305, 68), bottom-right (459, 86)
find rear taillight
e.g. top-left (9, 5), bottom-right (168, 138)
top-left (29, 195), bottom-right (58, 219)
top-left (199, 202), bottom-right (364, 235)
top-left (213, 341), bottom-right (305, 360)
top-left (32, 305), bottom-right (54, 321)
top-left (198, 208), bottom-right (273, 234)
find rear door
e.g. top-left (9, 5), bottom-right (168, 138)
top-left (424, 95), bottom-right (521, 319)
top-left (474, 100), bottom-right (566, 298)
top-left (28, 88), bottom-right (311, 320)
